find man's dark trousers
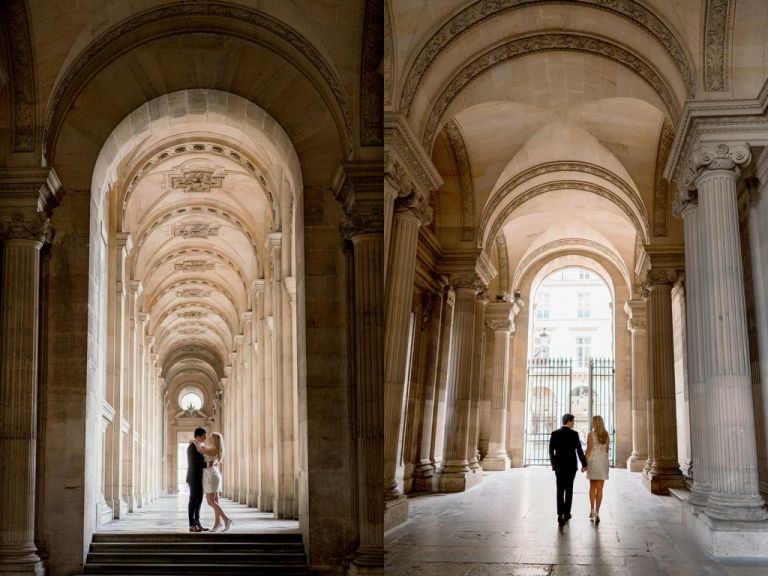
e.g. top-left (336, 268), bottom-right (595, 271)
top-left (187, 479), bottom-right (203, 527)
top-left (555, 468), bottom-right (577, 518)
top-left (549, 424), bottom-right (587, 521)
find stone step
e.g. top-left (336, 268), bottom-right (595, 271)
top-left (83, 532), bottom-right (308, 575)
top-left (86, 552), bottom-right (307, 564)
top-left (82, 563), bottom-right (308, 575)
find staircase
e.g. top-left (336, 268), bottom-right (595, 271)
top-left (82, 532), bottom-right (308, 575)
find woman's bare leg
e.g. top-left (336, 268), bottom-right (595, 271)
top-left (595, 480), bottom-right (605, 514)
top-left (206, 493), bottom-right (222, 527)
top-left (589, 480), bottom-right (596, 512)
top-left (214, 493), bottom-right (230, 523)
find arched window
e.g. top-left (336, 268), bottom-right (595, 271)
top-left (178, 388), bottom-right (204, 411)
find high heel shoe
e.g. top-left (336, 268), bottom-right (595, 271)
top-left (589, 510), bottom-right (595, 520)
top-left (211, 523), bottom-right (222, 532)
top-left (223, 518), bottom-right (233, 532)
top-left (594, 513), bottom-right (600, 524)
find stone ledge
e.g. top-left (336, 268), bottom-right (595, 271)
top-left (682, 502), bottom-right (768, 559)
top-left (384, 495), bottom-right (408, 532)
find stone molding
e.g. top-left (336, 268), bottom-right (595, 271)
top-left (481, 161), bottom-right (648, 237)
top-left (443, 119), bottom-right (476, 242)
top-left (637, 244), bottom-right (684, 288)
top-left (0, 210), bottom-right (52, 244)
top-left (0, 168), bottom-right (63, 215)
top-left (485, 301), bottom-right (519, 333)
top-left (485, 179), bottom-right (647, 251)
top-left (703, 0), bottom-right (733, 92)
top-left (422, 32), bottom-right (679, 149)
top-left (333, 161), bottom-right (385, 239)
top-left (44, 2), bottom-right (354, 158)
top-left (385, 112), bottom-right (443, 194)
top-left (624, 299), bottom-right (647, 331)
top-left (398, 0), bottom-right (693, 116)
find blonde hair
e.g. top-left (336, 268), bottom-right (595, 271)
top-left (210, 432), bottom-right (225, 461)
top-left (592, 415), bottom-right (609, 445)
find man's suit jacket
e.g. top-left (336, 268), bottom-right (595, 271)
top-left (549, 426), bottom-right (588, 473)
top-left (186, 441), bottom-right (205, 485)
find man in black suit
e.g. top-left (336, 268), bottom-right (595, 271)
top-left (187, 427), bottom-right (208, 532)
top-left (549, 413), bottom-right (587, 527)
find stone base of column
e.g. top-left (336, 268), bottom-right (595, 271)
top-left (98, 498), bottom-right (114, 525)
top-left (384, 495), bottom-right (408, 532)
top-left (682, 500), bottom-right (768, 559)
top-left (643, 469), bottom-right (686, 495)
top-left (437, 468), bottom-right (483, 493)
top-left (482, 453), bottom-right (510, 471)
top-left (273, 496), bottom-right (296, 519)
top-left (627, 454), bottom-right (647, 472)
top-left (247, 492), bottom-right (259, 507)
top-left (124, 492), bottom-right (137, 513)
top-left (346, 547), bottom-right (384, 575)
top-left (0, 556), bottom-right (45, 576)
top-left (412, 461), bottom-right (435, 492)
top-left (112, 497), bottom-right (129, 519)
top-left (705, 492), bottom-right (768, 522)
top-left (259, 493), bottom-right (274, 513)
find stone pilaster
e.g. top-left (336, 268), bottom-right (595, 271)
top-left (624, 300), bottom-right (648, 472)
top-left (642, 261), bottom-right (686, 495)
top-left (686, 143), bottom-right (767, 520)
top-left (437, 253), bottom-right (496, 492)
top-left (675, 194), bottom-right (712, 506)
top-left (0, 209), bottom-right (51, 575)
top-left (383, 180), bottom-right (431, 524)
top-left (483, 300), bottom-right (520, 471)
top-left (335, 162), bottom-right (384, 571)
top-left (467, 294), bottom-right (488, 471)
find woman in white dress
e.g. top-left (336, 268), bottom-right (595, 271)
top-left (584, 415), bottom-right (610, 523)
top-left (195, 432), bottom-right (233, 532)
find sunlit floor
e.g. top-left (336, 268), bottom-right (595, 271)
top-left (385, 468), bottom-right (768, 576)
top-left (99, 492), bottom-right (300, 534)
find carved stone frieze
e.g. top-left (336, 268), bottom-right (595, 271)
top-left (653, 120), bottom-right (675, 237)
top-left (385, 112), bottom-right (443, 195)
top-left (444, 119), bottom-right (476, 242)
top-left (480, 160), bottom-right (648, 237)
top-left (399, 0), bottom-right (693, 116)
top-left (494, 234), bottom-right (509, 295)
top-left (487, 318), bottom-right (513, 332)
top-left (179, 327), bottom-right (205, 335)
top-left (0, 211), bottom-right (53, 244)
top-left (44, 2), bottom-right (354, 158)
top-left (703, 0), bottom-right (732, 92)
top-left (334, 161), bottom-right (385, 240)
top-left (360, 0), bottom-right (383, 146)
top-left (423, 33), bottom-right (680, 149)
top-left (683, 143), bottom-right (751, 189)
top-left (176, 288), bottom-right (212, 298)
top-left (173, 222), bottom-right (221, 239)
top-left (440, 250), bottom-right (498, 293)
top-left (3, 0), bottom-right (35, 151)
top-left (174, 259), bottom-right (215, 272)
top-left (177, 311), bottom-right (208, 319)
top-left (172, 171), bottom-right (224, 193)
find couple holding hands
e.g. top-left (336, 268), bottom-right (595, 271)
top-left (549, 414), bottom-right (610, 527)
top-left (186, 427), bottom-right (234, 532)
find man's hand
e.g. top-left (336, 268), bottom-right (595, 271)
top-left (581, 466), bottom-right (587, 473)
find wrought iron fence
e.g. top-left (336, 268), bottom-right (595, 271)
top-left (523, 357), bottom-right (615, 467)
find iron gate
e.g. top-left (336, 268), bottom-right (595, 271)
top-left (523, 357), bottom-right (615, 466)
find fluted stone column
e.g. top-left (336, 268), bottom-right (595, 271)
top-left (248, 287), bottom-right (261, 507)
top-left (643, 268), bottom-right (685, 494)
top-left (483, 301), bottom-right (518, 471)
top-left (687, 143), bottom-right (768, 520)
top-left (123, 281), bottom-right (141, 511)
top-left (384, 187), bottom-right (431, 524)
top-left (676, 195), bottom-right (712, 506)
top-left (0, 211), bottom-right (50, 575)
top-left (625, 300), bottom-right (648, 472)
top-left (437, 253), bottom-right (495, 492)
top-left (467, 294), bottom-right (488, 471)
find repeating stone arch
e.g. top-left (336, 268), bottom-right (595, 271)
top-left (399, 0), bottom-right (694, 116)
top-left (44, 2), bottom-right (353, 160)
top-left (512, 237), bottom-right (632, 294)
top-left (483, 179), bottom-right (649, 254)
top-left (422, 33), bottom-right (680, 150)
top-left (480, 161), bottom-right (649, 239)
top-left (149, 277), bottom-right (241, 316)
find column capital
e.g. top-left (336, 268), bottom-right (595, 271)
top-left (334, 161), bottom-right (384, 239)
top-left (0, 208), bottom-right (52, 244)
top-left (624, 299), bottom-right (647, 331)
top-left (127, 280), bottom-right (142, 295)
top-left (116, 231), bottom-right (133, 253)
top-left (644, 268), bottom-right (678, 290)
top-left (672, 185), bottom-right (698, 219)
top-left (683, 142), bottom-right (751, 189)
top-left (439, 250), bottom-right (497, 292)
top-left (485, 301), bottom-right (520, 333)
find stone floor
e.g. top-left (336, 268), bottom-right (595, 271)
top-left (385, 468), bottom-right (768, 575)
top-left (99, 492), bottom-right (300, 534)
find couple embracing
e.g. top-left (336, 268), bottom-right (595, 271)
top-left (186, 427), bottom-right (234, 532)
top-left (549, 413), bottom-right (610, 527)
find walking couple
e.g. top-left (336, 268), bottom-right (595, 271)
top-left (549, 413), bottom-right (610, 527)
top-left (186, 427), bottom-right (234, 532)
